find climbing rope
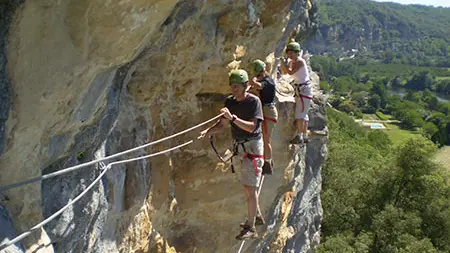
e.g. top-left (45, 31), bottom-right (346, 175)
top-left (236, 175), bottom-right (266, 253)
top-left (0, 114), bottom-right (224, 192)
top-left (0, 140), bottom-right (194, 251)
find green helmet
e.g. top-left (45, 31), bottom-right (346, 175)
top-left (251, 59), bottom-right (266, 75)
top-left (229, 69), bottom-right (249, 84)
top-left (286, 42), bottom-right (301, 52)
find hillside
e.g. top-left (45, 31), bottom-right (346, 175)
top-left (305, 0), bottom-right (450, 67)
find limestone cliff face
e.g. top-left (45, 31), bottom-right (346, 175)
top-left (0, 0), bottom-right (326, 252)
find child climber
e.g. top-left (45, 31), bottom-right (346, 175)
top-left (280, 42), bottom-right (313, 144)
top-left (248, 59), bottom-right (278, 175)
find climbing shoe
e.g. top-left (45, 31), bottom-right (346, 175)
top-left (235, 225), bottom-right (259, 240)
top-left (262, 161), bottom-right (273, 175)
top-left (289, 135), bottom-right (303, 144)
top-left (239, 215), bottom-right (265, 228)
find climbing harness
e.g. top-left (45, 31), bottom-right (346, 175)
top-left (210, 136), bottom-right (264, 175)
top-left (294, 81), bottom-right (312, 97)
top-left (240, 141), bottom-right (264, 176)
top-left (230, 139), bottom-right (264, 176)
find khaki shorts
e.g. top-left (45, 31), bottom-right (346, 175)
top-left (232, 138), bottom-right (264, 187)
top-left (263, 105), bottom-right (278, 137)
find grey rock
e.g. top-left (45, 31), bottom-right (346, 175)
top-left (41, 68), bottom-right (123, 253)
top-left (47, 134), bottom-right (71, 162)
top-left (0, 203), bottom-right (25, 253)
top-left (71, 69), bottom-right (117, 124)
top-left (250, 131), bottom-right (327, 253)
top-left (0, 0), bottom-right (24, 157)
top-left (93, 97), bottom-right (151, 253)
top-left (283, 135), bottom-right (327, 252)
top-left (308, 94), bottom-right (327, 131)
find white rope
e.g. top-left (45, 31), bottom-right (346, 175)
top-left (237, 241), bottom-right (245, 253)
top-left (0, 140), bottom-right (194, 251)
top-left (0, 114), bottom-right (223, 192)
top-left (258, 176), bottom-right (265, 196)
top-left (236, 175), bottom-right (266, 253)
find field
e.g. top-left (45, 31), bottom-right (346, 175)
top-left (436, 76), bottom-right (450, 81)
top-left (375, 111), bottom-right (394, 120)
top-left (383, 122), bottom-right (419, 146)
top-left (362, 114), bottom-right (378, 120)
top-left (434, 146), bottom-right (450, 170)
top-left (360, 113), bottom-right (417, 145)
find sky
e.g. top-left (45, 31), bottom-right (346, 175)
top-left (374, 0), bottom-right (450, 7)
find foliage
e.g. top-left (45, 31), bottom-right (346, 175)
top-left (390, 100), bottom-right (425, 129)
top-left (423, 122), bottom-right (439, 139)
top-left (319, 81), bottom-right (331, 93)
top-left (320, 109), bottom-right (450, 252)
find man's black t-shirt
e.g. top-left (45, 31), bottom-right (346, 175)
top-left (259, 76), bottom-right (276, 106)
top-left (225, 93), bottom-right (263, 141)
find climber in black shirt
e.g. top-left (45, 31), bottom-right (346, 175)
top-left (199, 69), bottom-right (264, 240)
top-left (249, 59), bottom-right (278, 175)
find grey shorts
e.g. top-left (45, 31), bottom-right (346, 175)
top-left (295, 95), bottom-right (312, 121)
top-left (294, 83), bottom-right (313, 121)
top-left (232, 138), bottom-right (264, 187)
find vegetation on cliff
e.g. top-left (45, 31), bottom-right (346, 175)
top-left (318, 109), bottom-right (450, 253)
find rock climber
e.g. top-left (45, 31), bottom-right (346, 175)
top-left (248, 59), bottom-right (278, 175)
top-left (280, 41), bottom-right (313, 144)
top-left (199, 69), bottom-right (264, 240)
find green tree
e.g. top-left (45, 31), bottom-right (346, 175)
top-left (391, 76), bottom-right (403, 87)
top-left (397, 109), bottom-right (424, 129)
top-left (372, 205), bottom-right (422, 253)
top-left (420, 172), bottom-right (450, 251)
top-left (426, 112), bottom-right (446, 126)
top-left (422, 89), bottom-right (440, 111)
top-left (368, 130), bottom-right (392, 150)
top-left (370, 82), bottom-right (388, 108)
top-left (352, 92), bottom-right (367, 107)
top-left (368, 94), bottom-right (381, 110)
top-left (405, 72), bottom-right (434, 90)
top-left (332, 76), bottom-right (357, 93)
top-left (316, 234), bottom-right (354, 253)
top-left (423, 122), bottom-right (439, 139)
top-left (393, 138), bottom-right (437, 208)
top-left (321, 109), bottom-right (450, 253)
top-left (397, 236), bottom-right (439, 253)
top-left (338, 101), bottom-right (359, 115)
